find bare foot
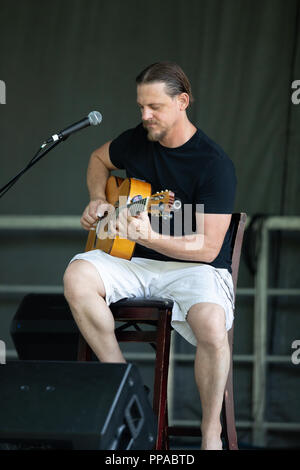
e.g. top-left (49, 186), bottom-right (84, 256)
top-left (201, 438), bottom-right (223, 450)
top-left (201, 423), bottom-right (223, 450)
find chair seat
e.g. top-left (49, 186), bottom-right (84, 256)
top-left (110, 297), bottom-right (174, 309)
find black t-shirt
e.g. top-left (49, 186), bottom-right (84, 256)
top-left (109, 123), bottom-right (237, 273)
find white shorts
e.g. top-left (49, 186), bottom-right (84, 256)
top-left (68, 250), bottom-right (235, 347)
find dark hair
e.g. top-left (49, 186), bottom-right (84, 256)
top-left (136, 61), bottom-right (194, 107)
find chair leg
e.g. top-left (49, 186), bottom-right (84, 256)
top-left (163, 403), bottom-right (170, 450)
top-left (152, 309), bottom-right (172, 450)
top-left (221, 361), bottom-right (238, 450)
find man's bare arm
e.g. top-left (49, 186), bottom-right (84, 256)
top-left (137, 213), bottom-right (232, 263)
top-left (87, 141), bottom-right (118, 199)
top-left (81, 141), bottom-right (120, 229)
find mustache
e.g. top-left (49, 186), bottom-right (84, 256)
top-left (143, 120), bottom-right (158, 126)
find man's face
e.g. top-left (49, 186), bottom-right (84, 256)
top-left (137, 82), bottom-right (180, 142)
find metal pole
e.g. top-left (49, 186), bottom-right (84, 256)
top-left (252, 220), bottom-right (268, 446)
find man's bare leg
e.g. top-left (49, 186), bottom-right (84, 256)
top-left (187, 302), bottom-right (230, 450)
top-left (63, 259), bottom-right (126, 363)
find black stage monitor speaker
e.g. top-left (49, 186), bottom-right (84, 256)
top-left (0, 361), bottom-right (157, 450)
top-left (10, 294), bottom-right (86, 360)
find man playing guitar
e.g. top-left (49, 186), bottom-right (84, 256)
top-left (63, 62), bottom-right (237, 450)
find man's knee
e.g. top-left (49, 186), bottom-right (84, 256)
top-left (63, 259), bottom-right (106, 302)
top-left (187, 302), bottom-right (228, 349)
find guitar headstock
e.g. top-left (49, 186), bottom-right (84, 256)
top-left (147, 190), bottom-right (175, 217)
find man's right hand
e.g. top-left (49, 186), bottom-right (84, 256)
top-left (80, 198), bottom-right (112, 230)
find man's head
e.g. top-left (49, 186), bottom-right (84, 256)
top-left (136, 62), bottom-right (194, 142)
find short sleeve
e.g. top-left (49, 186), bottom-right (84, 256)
top-left (195, 157), bottom-right (237, 214)
top-left (109, 128), bottom-right (135, 170)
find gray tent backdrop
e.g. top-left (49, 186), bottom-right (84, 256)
top-left (0, 0), bottom-right (299, 449)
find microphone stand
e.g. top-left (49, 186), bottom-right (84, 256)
top-left (0, 137), bottom-right (68, 199)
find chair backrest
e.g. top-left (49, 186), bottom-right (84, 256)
top-left (229, 213), bottom-right (247, 295)
top-left (230, 212), bottom-right (247, 292)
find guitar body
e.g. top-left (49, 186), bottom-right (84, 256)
top-left (85, 176), bottom-right (152, 260)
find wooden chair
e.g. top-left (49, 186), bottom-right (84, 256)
top-left (77, 212), bottom-right (247, 450)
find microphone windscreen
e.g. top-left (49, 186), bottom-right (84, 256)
top-left (88, 111), bottom-right (102, 126)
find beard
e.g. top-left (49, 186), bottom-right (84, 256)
top-left (142, 121), bottom-right (168, 142)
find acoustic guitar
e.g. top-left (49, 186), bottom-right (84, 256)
top-left (85, 176), bottom-right (175, 260)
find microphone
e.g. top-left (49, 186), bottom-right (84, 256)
top-left (44, 111), bottom-right (102, 144)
